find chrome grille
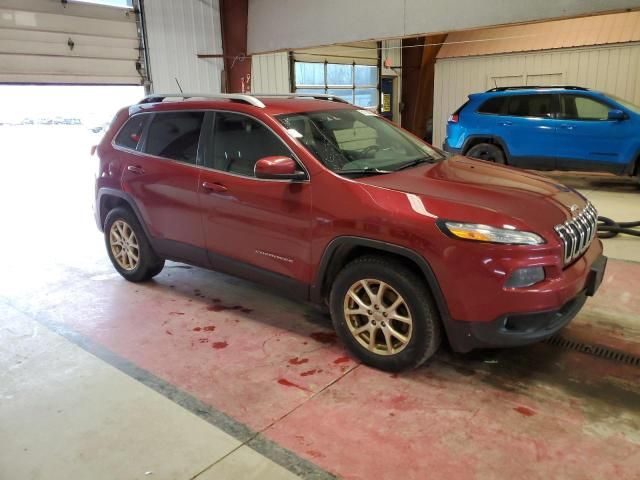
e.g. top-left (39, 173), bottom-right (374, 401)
top-left (554, 203), bottom-right (598, 265)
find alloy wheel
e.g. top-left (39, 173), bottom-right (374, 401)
top-left (343, 279), bottom-right (413, 355)
top-left (109, 220), bottom-right (140, 271)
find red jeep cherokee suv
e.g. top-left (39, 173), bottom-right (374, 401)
top-left (94, 93), bottom-right (607, 371)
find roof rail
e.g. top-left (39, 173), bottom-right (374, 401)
top-left (138, 93), bottom-right (266, 108)
top-left (252, 93), bottom-right (351, 104)
top-left (486, 86), bottom-right (589, 93)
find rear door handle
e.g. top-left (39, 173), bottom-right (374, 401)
top-left (202, 181), bottom-right (228, 193)
top-left (498, 121), bottom-right (513, 126)
top-left (127, 165), bottom-right (145, 175)
top-left (560, 124), bottom-right (575, 130)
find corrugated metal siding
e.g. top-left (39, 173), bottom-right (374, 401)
top-left (251, 52), bottom-right (290, 93)
top-left (292, 42), bottom-right (378, 65)
top-left (0, 0), bottom-right (140, 84)
top-left (433, 43), bottom-right (640, 147)
top-left (438, 11), bottom-right (640, 59)
top-left (144, 0), bottom-right (223, 93)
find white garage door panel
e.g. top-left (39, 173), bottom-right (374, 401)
top-left (0, 0), bottom-right (141, 85)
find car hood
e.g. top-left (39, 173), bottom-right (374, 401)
top-left (357, 156), bottom-right (587, 231)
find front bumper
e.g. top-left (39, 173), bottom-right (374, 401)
top-left (446, 254), bottom-right (607, 353)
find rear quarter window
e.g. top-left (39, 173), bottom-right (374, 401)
top-left (477, 96), bottom-right (508, 115)
top-left (114, 114), bottom-right (149, 150)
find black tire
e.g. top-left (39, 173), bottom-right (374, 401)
top-left (329, 256), bottom-right (442, 372)
top-left (104, 207), bottom-right (165, 282)
top-left (466, 143), bottom-right (506, 164)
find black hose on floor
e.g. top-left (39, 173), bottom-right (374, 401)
top-left (597, 216), bottom-right (640, 239)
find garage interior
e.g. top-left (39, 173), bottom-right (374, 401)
top-left (1, 1), bottom-right (639, 479)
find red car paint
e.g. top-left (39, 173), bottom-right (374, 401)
top-left (94, 97), bottom-right (605, 352)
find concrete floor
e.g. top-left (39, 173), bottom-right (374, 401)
top-left (1, 126), bottom-right (639, 479)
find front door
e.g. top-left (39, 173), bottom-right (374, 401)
top-left (198, 111), bottom-right (313, 288)
top-left (120, 111), bottom-right (207, 261)
top-left (555, 94), bottom-right (630, 172)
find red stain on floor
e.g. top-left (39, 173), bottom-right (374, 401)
top-left (211, 298), bottom-right (221, 303)
top-left (207, 305), bottom-right (227, 312)
top-left (168, 312), bottom-right (184, 316)
top-left (514, 406), bottom-right (536, 417)
top-left (198, 338), bottom-right (209, 344)
top-left (203, 326), bottom-right (216, 332)
top-left (277, 378), bottom-right (309, 392)
top-left (300, 369), bottom-right (321, 377)
top-left (333, 356), bottom-right (350, 364)
top-left (306, 450), bottom-right (325, 459)
top-left (192, 327), bottom-right (202, 332)
top-left (288, 357), bottom-right (309, 365)
top-left (310, 331), bottom-right (338, 344)
top-left (212, 341), bottom-right (228, 349)
top-left (165, 330), bottom-right (173, 335)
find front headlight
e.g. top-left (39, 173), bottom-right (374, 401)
top-left (441, 221), bottom-right (545, 245)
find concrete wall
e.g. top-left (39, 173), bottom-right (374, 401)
top-left (432, 43), bottom-right (640, 147)
top-left (144, 0), bottom-right (223, 93)
top-left (247, 0), bottom-right (640, 54)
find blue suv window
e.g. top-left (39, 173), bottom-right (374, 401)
top-left (477, 96), bottom-right (508, 115)
top-left (506, 94), bottom-right (555, 118)
top-left (560, 95), bottom-right (611, 121)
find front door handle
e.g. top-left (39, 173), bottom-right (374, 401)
top-left (560, 124), bottom-right (575, 130)
top-left (202, 181), bottom-right (228, 193)
top-left (127, 165), bottom-right (145, 175)
top-left (498, 121), bottom-right (513, 126)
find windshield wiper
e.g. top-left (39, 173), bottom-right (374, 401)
top-left (393, 157), bottom-right (434, 171)
top-left (339, 167), bottom-right (392, 176)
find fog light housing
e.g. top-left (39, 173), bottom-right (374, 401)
top-left (505, 267), bottom-right (545, 288)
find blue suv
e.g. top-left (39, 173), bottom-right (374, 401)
top-left (443, 86), bottom-right (640, 183)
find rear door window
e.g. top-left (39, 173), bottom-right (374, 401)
top-left (114, 114), bottom-right (149, 150)
top-left (506, 94), bottom-right (555, 118)
top-left (144, 111), bottom-right (205, 164)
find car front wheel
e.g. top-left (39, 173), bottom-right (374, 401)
top-left (330, 256), bottom-right (441, 371)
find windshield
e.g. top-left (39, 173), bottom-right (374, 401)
top-left (607, 93), bottom-right (640, 114)
top-left (277, 109), bottom-right (445, 176)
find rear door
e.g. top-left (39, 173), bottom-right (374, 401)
top-left (119, 111), bottom-right (207, 261)
top-left (494, 93), bottom-right (561, 169)
top-left (556, 94), bottom-right (630, 172)
top-left (198, 111), bottom-right (313, 286)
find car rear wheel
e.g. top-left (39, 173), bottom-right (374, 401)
top-left (330, 256), bottom-right (441, 372)
top-left (104, 207), bottom-right (165, 282)
top-left (466, 143), bottom-right (506, 164)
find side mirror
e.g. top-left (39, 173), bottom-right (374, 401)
top-left (254, 156), bottom-right (306, 180)
top-left (608, 109), bottom-right (626, 121)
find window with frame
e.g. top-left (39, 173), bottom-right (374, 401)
top-left (560, 95), bottom-right (611, 121)
top-left (144, 112), bottom-right (204, 164)
top-left (115, 114), bottom-right (149, 150)
top-left (294, 62), bottom-right (378, 109)
top-left (506, 94), bottom-right (555, 118)
top-left (207, 112), bottom-right (293, 177)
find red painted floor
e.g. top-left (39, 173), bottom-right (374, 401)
top-left (2, 253), bottom-right (639, 479)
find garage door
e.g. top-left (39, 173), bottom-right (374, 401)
top-left (0, 0), bottom-right (143, 85)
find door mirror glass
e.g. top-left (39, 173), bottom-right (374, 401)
top-left (608, 109), bottom-right (626, 121)
top-left (254, 156), bottom-right (306, 180)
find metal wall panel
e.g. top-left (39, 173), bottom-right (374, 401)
top-left (248, 0), bottom-right (640, 54)
top-left (251, 51), bottom-right (290, 93)
top-left (143, 0), bottom-right (223, 93)
top-left (433, 43), bottom-right (640, 147)
top-left (0, 0), bottom-right (140, 84)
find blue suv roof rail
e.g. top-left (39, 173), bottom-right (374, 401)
top-left (486, 86), bottom-right (589, 93)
